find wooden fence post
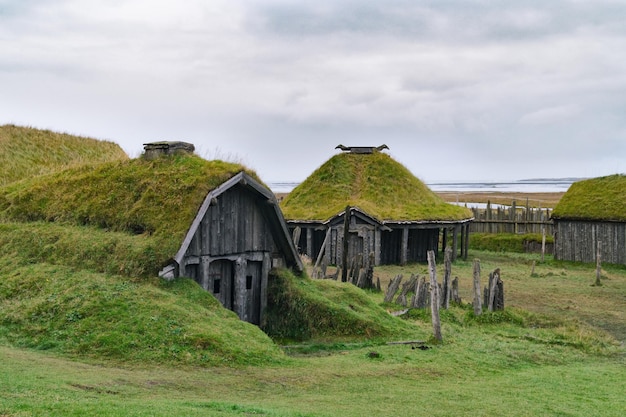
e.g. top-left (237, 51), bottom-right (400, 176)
top-left (472, 259), bottom-right (482, 316)
top-left (427, 250), bottom-right (442, 342)
top-left (540, 226), bottom-right (546, 262)
top-left (595, 241), bottom-right (602, 286)
top-left (396, 274), bottom-right (418, 307)
top-left (384, 274), bottom-right (403, 303)
top-left (443, 247), bottom-right (452, 309)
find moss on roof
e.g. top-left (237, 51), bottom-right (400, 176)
top-left (281, 152), bottom-right (472, 222)
top-left (552, 174), bottom-right (626, 222)
top-left (0, 124), bottom-right (128, 186)
top-left (0, 153), bottom-right (261, 256)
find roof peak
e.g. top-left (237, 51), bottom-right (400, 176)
top-left (335, 144), bottom-right (389, 154)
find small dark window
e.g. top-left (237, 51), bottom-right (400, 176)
top-left (246, 275), bottom-right (253, 290)
top-left (214, 278), bottom-right (221, 294)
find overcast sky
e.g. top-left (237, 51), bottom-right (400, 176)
top-left (2, 0), bottom-right (625, 186)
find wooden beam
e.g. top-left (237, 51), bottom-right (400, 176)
top-left (452, 226), bottom-right (458, 261)
top-left (400, 226), bottom-right (409, 266)
top-left (341, 206), bottom-right (350, 282)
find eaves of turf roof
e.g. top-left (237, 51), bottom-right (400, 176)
top-left (280, 152), bottom-right (473, 222)
top-left (0, 154), bottom-right (263, 254)
top-left (552, 174), bottom-right (626, 222)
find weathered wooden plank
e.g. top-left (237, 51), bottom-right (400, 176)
top-left (472, 259), bottom-right (482, 316)
top-left (427, 250), bottom-right (442, 342)
top-left (384, 274), bottom-right (403, 303)
top-left (442, 247), bottom-right (452, 309)
top-left (342, 207), bottom-right (350, 282)
top-left (395, 274), bottom-right (417, 307)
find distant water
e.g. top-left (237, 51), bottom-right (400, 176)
top-left (268, 178), bottom-right (580, 194)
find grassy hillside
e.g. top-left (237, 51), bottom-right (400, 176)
top-left (264, 269), bottom-right (419, 342)
top-left (0, 124), bottom-right (128, 186)
top-left (0, 256), bottom-right (285, 367)
top-left (281, 151), bottom-right (472, 221)
top-left (552, 174), bottom-right (626, 221)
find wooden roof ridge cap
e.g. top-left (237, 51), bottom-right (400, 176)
top-left (335, 144), bottom-right (390, 154)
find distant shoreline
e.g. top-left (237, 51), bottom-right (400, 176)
top-left (272, 179), bottom-right (571, 208)
top-left (274, 190), bottom-right (565, 208)
top-left (269, 179), bottom-right (575, 196)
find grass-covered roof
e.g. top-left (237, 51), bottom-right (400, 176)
top-left (552, 174), bottom-right (626, 222)
top-left (0, 153), bottom-right (261, 256)
top-left (0, 124), bottom-right (128, 186)
top-left (281, 151), bottom-right (472, 222)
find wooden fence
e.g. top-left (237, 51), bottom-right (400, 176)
top-left (468, 201), bottom-right (553, 235)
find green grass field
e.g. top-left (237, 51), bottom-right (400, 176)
top-left (2, 250), bottom-right (625, 416)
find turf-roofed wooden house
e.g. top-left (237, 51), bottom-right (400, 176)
top-left (0, 140), bottom-right (302, 325)
top-left (280, 146), bottom-right (474, 266)
top-left (147, 143), bottom-right (303, 325)
top-left (552, 174), bottom-right (626, 265)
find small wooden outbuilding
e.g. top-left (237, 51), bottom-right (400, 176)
top-left (552, 174), bottom-right (626, 265)
top-left (281, 146), bottom-right (473, 267)
top-left (143, 142), bottom-right (303, 325)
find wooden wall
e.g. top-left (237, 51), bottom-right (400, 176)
top-left (554, 220), bottom-right (626, 265)
top-left (179, 185), bottom-right (280, 324)
top-left (470, 204), bottom-right (553, 235)
top-left (185, 184), bottom-right (276, 257)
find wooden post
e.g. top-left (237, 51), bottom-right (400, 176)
top-left (313, 228), bottom-right (332, 278)
top-left (595, 241), bottom-right (602, 286)
top-left (427, 250), bottom-right (442, 342)
top-left (487, 268), bottom-right (502, 312)
top-left (234, 256), bottom-right (247, 322)
top-left (511, 200), bottom-right (517, 234)
top-left (472, 259), bottom-right (482, 316)
top-left (341, 206), bottom-right (350, 283)
top-left (443, 247), bottom-right (452, 309)
top-left (463, 223), bottom-right (469, 261)
top-left (452, 226), bottom-right (458, 261)
top-left (451, 277), bottom-right (461, 304)
top-left (541, 226), bottom-right (546, 262)
top-left (400, 226), bottom-right (409, 266)
top-left (292, 227), bottom-right (301, 252)
top-left (306, 228), bottom-right (313, 259)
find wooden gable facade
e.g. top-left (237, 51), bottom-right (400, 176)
top-left (160, 172), bottom-right (303, 324)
